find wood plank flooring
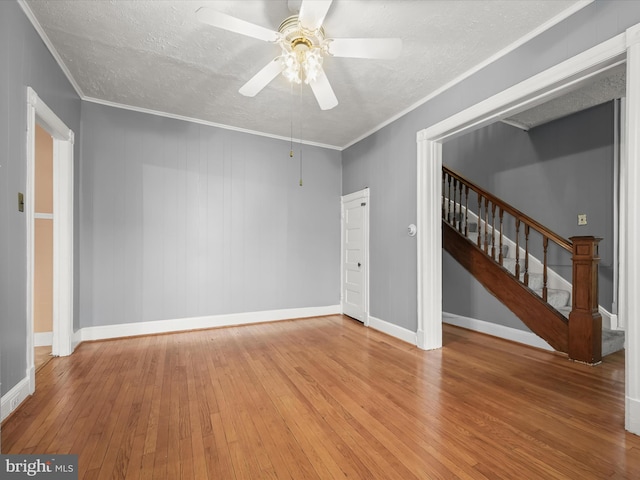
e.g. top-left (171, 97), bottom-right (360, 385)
top-left (34, 345), bottom-right (52, 372)
top-left (3, 315), bottom-right (640, 479)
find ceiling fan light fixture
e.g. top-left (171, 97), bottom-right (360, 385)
top-left (302, 48), bottom-right (323, 84)
top-left (196, 1), bottom-right (401, 110)
top-left (282, 51), bottom-right (302, 84)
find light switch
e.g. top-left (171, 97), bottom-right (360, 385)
top-left (577, 213), bottom-right (587, 226)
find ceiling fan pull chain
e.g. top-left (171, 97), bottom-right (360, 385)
top-left (299, 81), bottom-right (304, 186)
top-left (290, 82), bottom-right (295, 158)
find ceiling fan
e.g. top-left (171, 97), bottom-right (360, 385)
top-left (196, 0), bottom-right (402, 110)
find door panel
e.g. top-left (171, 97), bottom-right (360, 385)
top-left (342, 193), bottom-right (368, 322)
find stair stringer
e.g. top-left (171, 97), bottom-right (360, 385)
top-left (450, 202), bottom-right (620, 330)
top-left (443, 221), bottom-right (569, 353)
top-left (448, 203), bottom-right (572, 301)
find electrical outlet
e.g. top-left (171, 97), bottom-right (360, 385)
top-left (577, 214), bottom-right (587, 226)
top-left (10, 396), bottom-right (19, 410)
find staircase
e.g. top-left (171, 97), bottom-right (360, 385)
top-left (443, 166), bottom-right (624, 363)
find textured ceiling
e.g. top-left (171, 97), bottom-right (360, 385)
top-left (504, 63), bottom-right (626, 130)
top-left (23, 0), bottom-right (586, 149)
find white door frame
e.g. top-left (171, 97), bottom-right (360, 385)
top-left (416, 24), bottom-right (640, 435)
top-left (26, 87), bottom-right (75, 392)
top-left (341, 188), bottom-right (370, 326)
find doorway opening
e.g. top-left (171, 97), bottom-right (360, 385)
top-left (33, 123), bottom-right (54, 372)
top-left (26, 87), bottom-right (75, 395)
top-left (416, 26), bottom-right (640, 434)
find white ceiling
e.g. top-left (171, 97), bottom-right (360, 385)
top-left (22, 0), bottom-right (587, 149)
top-left (503, 63), bottom-right (626, 130)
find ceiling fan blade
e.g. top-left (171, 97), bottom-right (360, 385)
top-left (298, 0), bottom-right (333, 31)
top-left (327, 38), bottom-right (402, 59)
top-left (196, 7), bottom-right (279, 43)
top-left (309, 70), bottom-right (338, 111)
top-left (239, 58), bottom-right (285, 97)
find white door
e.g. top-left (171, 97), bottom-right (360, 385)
top-left (341, 189), bottom-right (369, 323)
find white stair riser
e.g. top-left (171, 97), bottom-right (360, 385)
top-left (450, 206), bottom-right (623, 356)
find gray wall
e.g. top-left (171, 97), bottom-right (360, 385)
top-left (443, 103), bottom-right (615, 329)
top-left (79, 102), bottom-right (341, 327)
top-left (342, 1), bottom-right (640, 333)
top-left (0, 0), bottom-right (81, 396)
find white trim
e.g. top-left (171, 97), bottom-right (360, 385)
top-left (18, 0), bottom-right (341, 151)
top-left (612, 98), bottom-right (621, 318)
top-left (416, 22), bottom-right (640, 435)
top-left (368, 315), bottom-right (417, 346)
top-left (25, 89), bottom-right (37, 396)
top-left (81, 97), bottom-right (342, 151)
top-left (341, 188), bottom-right (370, 326)
top-left (627, 397), bottom-right (640, 436)
top-left (420, 37), bottom-right (627, 142)
top-left (416, 137), bottom-right (442, 350)
top-left (52, 136), bottom-right (74, 357)
top-left (76, 305), bottom-right (341, 343)
top-left (342, 1), bottom-right (593, 150)
top-left (34, 331), bottom-right (53, 347)
top-left (26, 87), bottom-right (75, 380)
top-left (443, 312), bottom-right (554, 351)
top-left (17, 0), bottom-right (85, 98)
top-left (1, 374), bottom-right (31, 422)
top-left (17, 0), bottom-right (590, 153)
top-left (34, 212), bottom-right (54, 220)
top-left (72, 329), bottom-right (82, 352)
top-left (625, 24), bottom-right (640, 435)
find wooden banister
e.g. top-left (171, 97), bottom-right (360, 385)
top-left (568, 237), bottom-right (602, 364)
top-left (444, 166), bottom-right (572, 252)
top-left (442, 166), bottom-right (601, 364)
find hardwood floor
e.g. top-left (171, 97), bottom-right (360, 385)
top-left (2, 315), bottom-right (639, 479)
top-left (34, 345), bottom-right (52, 372)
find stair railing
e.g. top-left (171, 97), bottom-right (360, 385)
top-left (443, 166), bottom-right (602, 364)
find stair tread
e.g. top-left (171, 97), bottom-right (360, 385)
top-left (602, 328), bottom-right (625, 356)
top-left (448, 202), bottom-right (621, 357)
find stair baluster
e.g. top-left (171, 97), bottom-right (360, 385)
top-left (514, 219), bottom-right (521, 279)
top-left (476, 192), bottom-right (482, 249)
top-left (543, 236), bottom-right (549, 302)
top-left (498, 208), bottom-right (504, 266)
top-left (491, 203), bottom-right (497, 260)
top-left (442, 171), bottom-right (446, 222)
top-left (452, 178), bottom-right (458, 228)
top-left (483, 197), bottom-right (489, 255)
top-left (524, 224), bottom-right (530, 287)
top-left (464, 186), bottom-right (470, 237)
top-left (447, 175), bottom-right (453, 223)
top-left (457, 179), bottom-right (464, 234)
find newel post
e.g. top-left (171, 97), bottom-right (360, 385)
top-left (568, 236), bottom-right (602, 364)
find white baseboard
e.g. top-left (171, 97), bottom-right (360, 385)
top-left (443, 312), bottom-right (554, 351)
top-left (72, 329), bottom-right (82, 351)
top-left (599, 306), bottom-right (619, 331)
top-left (626, 396), bottom-right (640, 435)
top-left (1, 374), bottom-right (31, 422)
top-left (34, 331), bottom-right (53, 347)
top-left (368, 315), bottom-right (418, 345)
top-left (77, 305), bottom-right (341, 343)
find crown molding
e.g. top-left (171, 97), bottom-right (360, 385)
top-left (342, 0), bottom-right (594, 150)
top-left (18, 0), bottom-right (85, 98)
top-left (83, 96), bottom-right (342, 151)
